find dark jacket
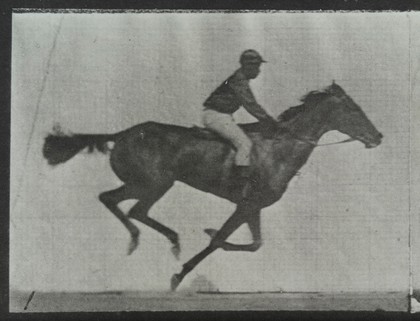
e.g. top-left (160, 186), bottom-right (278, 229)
top-left (203, 69), bottom-right (270, 121)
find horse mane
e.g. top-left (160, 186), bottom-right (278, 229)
top-left (278, 89), bottom-right (331, 123)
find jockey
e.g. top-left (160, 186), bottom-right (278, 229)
top-left (202, 49), bottom-right (277, 185)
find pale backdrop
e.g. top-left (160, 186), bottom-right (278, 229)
top-left (10, 12), bottom-right (419, 293)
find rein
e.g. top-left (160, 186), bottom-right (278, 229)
top-left (299, 137), bottom-right (355, 147)
top-left (275, 127), bottom-right (355, 147)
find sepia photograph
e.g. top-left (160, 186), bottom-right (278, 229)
top-left (9, 10), bottom-right (420, 312)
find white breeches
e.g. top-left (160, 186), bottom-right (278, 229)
top-left (202, 109), bottom-right (253, 166)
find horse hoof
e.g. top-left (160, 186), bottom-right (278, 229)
top-left (171, 243), bottom-right (181, 260)
top-left (204, 228), bottom-right (217, 239)
top-left (127, 236), bottom-right (139, 255)
top-left (170, 273), bottom-right (182, 291)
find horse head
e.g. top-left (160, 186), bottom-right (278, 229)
top-left (324, 82), bottom-right (383, 148)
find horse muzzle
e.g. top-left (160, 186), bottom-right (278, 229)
top-left (364, 132), bottom-right (383, 149)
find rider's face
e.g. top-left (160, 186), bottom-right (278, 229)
top-left (242, 63), bottom-right (261, 79)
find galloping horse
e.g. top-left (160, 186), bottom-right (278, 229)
top-left (42, 82), bottom-right (383, 291)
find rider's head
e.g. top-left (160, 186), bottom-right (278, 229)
top-left (239, 49), bottom-right (266, 79)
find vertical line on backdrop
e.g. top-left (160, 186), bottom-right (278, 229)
top-left (407, 12), bottom-right (413, 309)
top-left (11, 14), bottom-right (65, 212)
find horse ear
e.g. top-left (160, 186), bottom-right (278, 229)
top-left (330, 80), bottom-right (341, 91)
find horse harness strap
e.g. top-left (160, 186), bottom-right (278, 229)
top-left (194, 125), bottom-right (355, 147)
top-left (293, 136), bottom-right (355, 147)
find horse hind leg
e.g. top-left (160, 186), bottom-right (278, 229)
top-left (99, 185), bottom-right (140, 255)
top-left (126, 184), bottom-right (181, 259)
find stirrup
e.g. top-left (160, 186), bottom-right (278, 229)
top-left (241, 181), bottom-right (252, 198)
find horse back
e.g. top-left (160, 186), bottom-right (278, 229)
top-left (111, 121), bottom-right (234, 177)
top-left (120, 121), bottom-right (261, 144)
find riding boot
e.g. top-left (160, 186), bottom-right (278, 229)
top-left (233, 165), bottom-right (251, 181)
top-left (232, 165), bottom-right (255, 199)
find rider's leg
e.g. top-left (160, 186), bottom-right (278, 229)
top-left (202, 109), bottom-right (253, 175)
top-left (203, 109), bottom-right (258, 198)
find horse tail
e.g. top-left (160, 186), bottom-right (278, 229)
top-left (42, 127), bottom-right (117, 166)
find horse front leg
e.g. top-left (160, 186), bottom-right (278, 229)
top-left (204, 210), bottom-right (262, 252)
top-left (171, 204), bottom-right (253, 291)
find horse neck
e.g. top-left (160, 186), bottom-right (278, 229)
top-left (283, 100), bottom-right (331, 143)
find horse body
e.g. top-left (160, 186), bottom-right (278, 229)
top-left (108, 121), bottom-right (315, 207)
top-left (42, 82), bottom-right (383, 291)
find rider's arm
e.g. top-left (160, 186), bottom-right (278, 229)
top-left (229, 78), bottom-right (274, 122)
